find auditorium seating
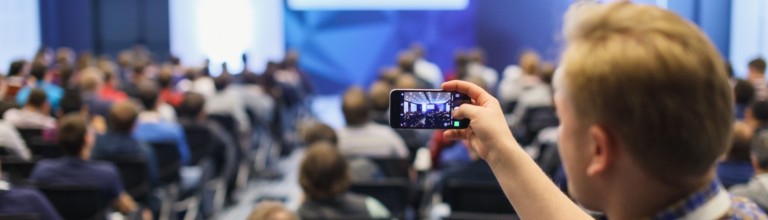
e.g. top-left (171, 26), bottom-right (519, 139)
top-left (148, 142), bottom-right (181, 186)
top-left (1, 157), bottom-right (36, 184)
top-left (38, 185), bottom-right (109, 220)
top-left (445, 212), bottom-right (520, 220)
top-left (0, 213), bottom-right (40, 220)
top-left (442, 180), bottom-right (515, 214)
top-left (349, 178), bottom-right (410, 219)
top-left (515, 106), bottom-right (559, 145)
top-left (370, 158), bottom-right (411, 179)
top-left (112, 159), bottom-right (151, 200)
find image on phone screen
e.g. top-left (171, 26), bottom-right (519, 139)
top-left (389, 89), bottom-right (470, 129)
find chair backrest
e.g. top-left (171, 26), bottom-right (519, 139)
top-left (369, 158), bottom-right (410, 179)
top-left (182, 124), bottom-right (214, 165)
top-left (26, 142), bottom-right (63, 159)
top-left (16, 128), bottom-right (43, 144)
top-left (519, 107), bottom-right (559, 144)
top-left (0, 147), bottom-right (12, 156)
top-left (445, 212), bottom-right (520, 220)
top-left (208, 114), bottom-right (238, 139)
top-left (1, 157), bottom-right (37, 183)
top-left (38, 185), bottom-right (108, 220)
top-left (348, 178), bottom-right (409, 217)
top-left (148, 142), bottom-right (181, 185)
top-left (0, 213), bottom-right (40, 220)
top-left (443, 180), bottom-right (515, 214)
top-left (111, 159), bottom-right (150, 199)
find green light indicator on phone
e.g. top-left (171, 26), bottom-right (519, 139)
top-left (453, 121), bottom-right (460, 127)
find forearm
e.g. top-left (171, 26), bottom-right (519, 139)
top-left (486, 139), bottom-right (592, 220)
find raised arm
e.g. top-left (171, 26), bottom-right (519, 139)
top-left (442, 80), bottom-right (591, 220)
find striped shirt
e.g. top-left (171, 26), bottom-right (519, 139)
top-left (654, 180), bottom-right (767, 220)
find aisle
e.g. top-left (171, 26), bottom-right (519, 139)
top-left (216, 148), bottom-right (305, 219)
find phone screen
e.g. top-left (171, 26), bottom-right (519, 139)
top-left (389, 89), bottom-right (470, 129)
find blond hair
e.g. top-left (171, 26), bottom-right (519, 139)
top-left (560, 2), bottom-right (732, 183)
top-left (519, 50), bottom-right (540, 75)
top-left (247, 201), bottom-right (298, 220)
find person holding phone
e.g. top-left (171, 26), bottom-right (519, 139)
top-left (440, 2), bottom-right (766, 219)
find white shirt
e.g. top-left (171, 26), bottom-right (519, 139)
top-left (205, 87), bottom-right (250, 133)
top-left (337, 122), bottom-right (409, 159)
top-left (0, 120), bottom-right (30, 160)
top-left (191, 77), bottom-right (216, 98)
top-left (467, 62), bottom-right (498, 91)
top-left (415, 59), bottom-right (444, 89)
top-left (3, 108), bottom-right (56, 129)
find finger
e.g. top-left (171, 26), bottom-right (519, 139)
top-left (452, 103), bottom-right (485, 120)
top-left (442, 80), bottom-right (496, 106)
top-left (443, 129), bottom-right (466, 140)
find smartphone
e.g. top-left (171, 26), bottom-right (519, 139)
top-left (389, 89), bottom-right (471, 129)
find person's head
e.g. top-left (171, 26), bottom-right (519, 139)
top-left (410, 42), bottom-right (425, 58)
top-left (726, 122), bottom-right (753, 162)
top-left (299, 142), bottom-right (349, 200)
top-left (748, 58), bottom-right (766, 75)
top-left (342, 87), bottom-right (370, 126)
top-left (158, 67), bottom-right (174, 89)
top-left (58, 114), bottom-right (93, 158)
top-left (137, 81), bottom-right (160, 111)
top-left (468, 48), bottom-right (486, 64)
top-left (283, 50), bottom-right (300, 68)
top-left (734, 79), bottom-right (756, 106)
top-left (555, 2), bottom-right (732, 210)
top-left (29, 64), bottom-right (47, 82)
top-left (214, 74), bottom-right (231, 92)
top-left (752, 131), bottom-right (768, 173)
top-left (117, 50), bottom-right (134, 68)
top-left (378, 67), bottom-right (401, 85)
top-left (302, 122), bottom-right (337, 146)
top-left (748, 100), bottom-right (768, 127)
top-left (8, 60), bottom-right (27, 77)
top-left (26, 89), bottom-right (49, 113)
top-left (464, 76), bottom-right (488, 92)
top-left (59, 88), bottom-right (85, 116)
top-left (178, 92), bottom-right (206, 119)
top-left (519, 50), bottom-right (541, 75)
top-left (247, 201), bottom-right (298, 220)
top-left (132, 64), bottom-right (146, 81)
top-left (55, 47), bottom-right (75, 65)
top-left (79, 67), bottom-right (103, 93)
top-left (395, 74), bottom-right (419, 89)
top-left (397, 51), bottom-right (416, 74)
top-left (108, 101), bottom-right (139, 134)
top-left (369, 80), bottom-right (391, 112)
top-left (539, 62), bottom-right (556, 85)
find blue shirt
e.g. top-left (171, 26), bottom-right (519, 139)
top-left (16, 82), bottom-right (64, 110)
top-left (0, 183), bottom-right (63, 220)
top-left (133, 119), bottom-right (191, 165)
top-left (718, 160), bottom-right (755, 189)
top-left (92, 132), bottom-right (159, 187)
top-left (30, 157), bottom-right (125, 204)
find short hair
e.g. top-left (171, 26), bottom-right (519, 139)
top-left (132, 65), bottom-right (145, 75)
top-left (751, 100), bottom-right (768, 122)
top-left (108, 102), bottom-right (138, 133)
top-left (79, 67), bottom-right (103, 92)
top-left (734, 79), bottom-right (756, 105)
top-left (341, 87), bottom-right (370, 126)
top-left (727, 122), bottom-right (753, 162)
top-left (60, 67), bottom-right (74, 88)
top-left (214, 75), bottom-right (231, 91)
top-left (752, 131), bottom-right (768, 170)
top-left (137, 81), bottom-right (160, 110)
top-left (158, 68), bottom-right (173, 89)
top-left (30, 64), bottom-right (47, 82)
top-left (60, 88), bottom-right (83, 115)
top-left (303, 122), bottom-right (337, 146)
top-left (519, 50), bottom-right (540, 75)
top-left (178, 92), bottom-right (205, 118)
top-left (749, 58), bottom-right (766, 73)
top-left (247, 201), bottom-right (298, 220)
top-left (560, 2), bottom-right (732, 182)
top-left (394, 74), bottom-right (418, 89)
top-left (8, 60), bottom-right (26, 76)
top-left (58, 114), bottom-right (89, 156)
top-left (369, 81), bottom-right (391, 112)
top-left (299, 142), bottom-right (349, 200)
top-left (27, 89), bottom-right (48, 108)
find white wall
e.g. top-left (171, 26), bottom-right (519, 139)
top-left (0, 0), bottom-right (40, 74)
top-left (730, 0), bottom-right (768, 78)
top-left (170, 0), bottom-right (284, 76)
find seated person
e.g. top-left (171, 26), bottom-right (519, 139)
top-left (248, 201), bottom-right (298, 220)
top-left (205, 75), bottom-right (250, 134)
top-left (368, 80), bottom-right (391, 125)
top-left (30, 114), bottom-right (138, 215)
top-left (302, 122), bottom-right (383, 181)
top-left (133, 82), bottom-right (191, 165)
top-left (436, 141), bottom-right (498, 194)
top-left (0, 119), bottom-right (30, 160)
top-left (746, 100), bottom-right (768, 132)
top-left (0, 158), bottom-right (63, 220)
top-left (177, 92), bottom-right (236, 170)
top-left (718, 122), bottom-right (755, 188)
top-left (734, 80), bottom-right (755, 120)
top-left (336, 87), bottom-right (408, 159)
top-left (4, 89), bottom-right (56, 129)
top-left (158, 67), bottom-right (183, 108)
top-left (99, 64), bottom-right (128, 102)
top-left (92, 101), bottom-right (159, 186)
top-left (731, 131), bottom-right (768, 211)
top-left (16, 64), bottom-right (63, 111)
top-left (78, 68), bottom-right (113, 117)
top-left (297, 143), bottom-right (390, 219)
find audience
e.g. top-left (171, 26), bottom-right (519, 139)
top-left (79, 67), bottom-right (113, 117)
top-left (297, 142), bottom-right (390, 219)
top-left (731, 130), bottom-right (768, 211)
top-left (133, 81), bottom-right (191, 165)
top-left (99, 68), bottom-right (128, 102)
top-left (337, 87), bottom-right (408, 159)
top-left (466, 48), bottom-right (499, 91)
top-left (0, 158), bottom-right (63, 220)
top-left (177, 92), bottom-right (236, 171)
top-left (158, 66), bottom-right (183, 108)
top-left (248, 201), bottom-right (298, 220)
top-left (411, 43), bottom-right (443, 89)
top-left (92, 101), bottom-right (159, 185)
top-left (5, 60), bottom-right (27, 101)
top-left (498, 50), bottom-right (542, 111)
top-left (0, 119), bottom-right (30, 160)
top-left (205, 75), bottom-right (250, 133)
top-left (302, 122), bottom-right (383, 181)
top-left (747, 100), bottom-right (768, 132)
top-left (122, 65), bottom-right (147, 99)
top-left (4, 89), bottom-right (56, 129)
top-left (717, 122), bottom-right (755, 188)
top-left (30, 114), bottom-right (138, 215)
top-left (368, 80), bottom-right (391, 125)
top-left (436, 140), bottom-right (497, 195)
top-left (16, 64), bottom-right (64, 111)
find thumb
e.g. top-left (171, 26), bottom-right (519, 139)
top-left (453, 103), bottom-right (484, 120)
